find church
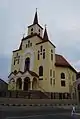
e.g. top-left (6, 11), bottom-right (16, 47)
top-left (8, 10), bottom-right (77, 99)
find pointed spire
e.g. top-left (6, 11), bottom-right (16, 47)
top-left (33, 8), bottom-right (38, 24)
top-left (43, 25), bottom-right (49, 41)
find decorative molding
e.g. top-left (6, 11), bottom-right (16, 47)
top-left (21, 49), bottom-right (34, 71)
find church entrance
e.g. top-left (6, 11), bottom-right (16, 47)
top-left (24, 77), bottom-right (30, 91)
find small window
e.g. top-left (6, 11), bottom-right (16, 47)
top-left (38, 51), bottom-right (39, 60)
top-left (61, 80), bottom-right (65, 87)
top-left (40, 52), bottom-right (42, 55)
top-left (39, 78), bottom-right (43, 80)
top-left (51, 49), bottom-right (53, 53)
top-left (40, 46), bottom-right (42, 52)
top-left (51, 54), bottom-right (53, 60)
top-left (17, 59), bottom-right (19, 64)
top-left (31, 32), bottom-right (33, 35)
top-left (39, 66), bottom-right (43, 76)
top-left (50, 78), bottom-right (52, 85)
top-left (38, 54), bottom-right (39, 60)
top-left (53, 79), bottom-right (55, 85)
top-left (61, 73), bottom-right (65, 79)
top-left (14, 59), bottom-right (15, 65)
top-left (43, 52), bottom-right (45, 59)
top-left (31, 28), bottom-right (33, 31)
top-left (43, 49), bottom-right (45, 59)
top-left (39, 29), bottom-right (40, 32)
top-left (53, 71), bottom-right (55, 78)
top-left (50, 69), bottom-right (52, 76)
top-left (51, 49), bottom-right (53, 60)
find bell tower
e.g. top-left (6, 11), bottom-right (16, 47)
top-left (28, 9), bottom-right (43, 37)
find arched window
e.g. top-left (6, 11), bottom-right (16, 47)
top-left (24, 57), bottom-right (30, 71)
top-left (16, 78), bottom-right (22, 89)
top-left (39, 66), bottom-right (43, 76)
top-left (61, 73), bottom-right (65, 79)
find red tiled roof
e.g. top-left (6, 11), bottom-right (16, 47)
top-left (55, 54), bottom-right (77, 73)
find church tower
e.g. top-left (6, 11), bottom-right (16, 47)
top-left (8, 10), bottom-right (56, 92)
top-left (27, 9), bottom-right (43, 37)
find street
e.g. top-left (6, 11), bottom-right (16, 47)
top-left (0, 106), bottom-right (80, 119)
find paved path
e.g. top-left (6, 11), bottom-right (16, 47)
top-left (5, 114), bottom-right (73, 119)
top-left (0, 106), bottom-right (80, 119)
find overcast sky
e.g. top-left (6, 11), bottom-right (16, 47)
top-left (0, 0), bottom-right (80, 81)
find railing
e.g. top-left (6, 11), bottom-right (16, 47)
top-left (37, 83), bottom-right (50, 99)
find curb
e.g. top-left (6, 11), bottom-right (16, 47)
top-left (0, 103), bottom-right (77, 107)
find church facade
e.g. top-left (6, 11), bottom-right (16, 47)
top-left (8, 11), bottom-right (77, 99)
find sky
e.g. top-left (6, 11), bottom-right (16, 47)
top-left (0, 0), bottom-right (80, 82)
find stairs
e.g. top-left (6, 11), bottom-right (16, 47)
top-left (38, 84), bottom-right (51, 99)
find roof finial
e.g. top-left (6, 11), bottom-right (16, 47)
top-left (45, 24), bottom-right (47, 28)
top-left (36, 8), bottom-right (37, 12)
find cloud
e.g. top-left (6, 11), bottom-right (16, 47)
top-left (0, 0), bottom-right (80, 80)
